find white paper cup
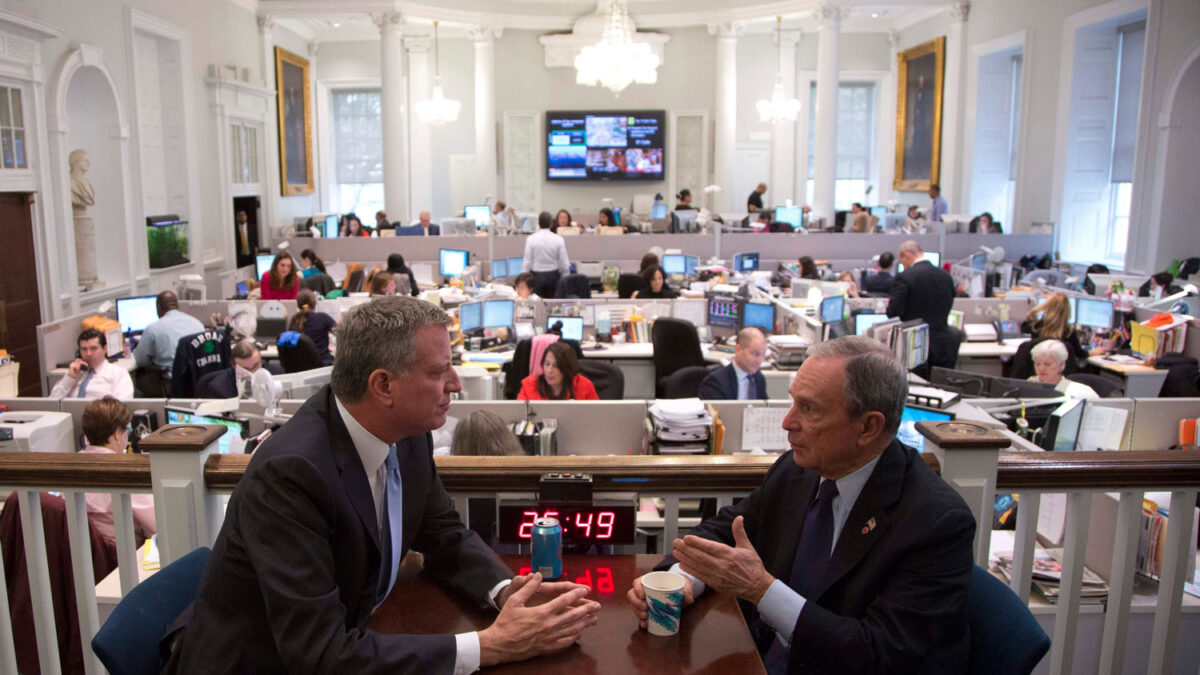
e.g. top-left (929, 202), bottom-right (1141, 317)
top-left (641, 571), bottom-right (685, 636)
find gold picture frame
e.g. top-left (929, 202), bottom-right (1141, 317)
top-left (893, 37), bottom-right (946, 191)
top-left (274, 46), bottom-right (314, 195)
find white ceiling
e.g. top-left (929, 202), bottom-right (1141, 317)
top-left (257, 0), bottom-right (950, 43)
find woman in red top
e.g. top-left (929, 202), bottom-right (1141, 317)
top-left (260, 252), bottom-right (299, 300)
top-left (518, 341), bottom-right (599, 401)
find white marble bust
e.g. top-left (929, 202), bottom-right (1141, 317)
top-left (69, 149), bottom-right (95, 210)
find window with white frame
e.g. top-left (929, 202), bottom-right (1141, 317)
top-left (1107, 21), bottom-right (1144, 261)
top-left (331, 89), bottom-right (384, 219)
top-left (806, 82), bottom-right (875, 209)
top-left (230, 123), bottom-right (259, 186)
top-left (0, 86), bottom-right (27, 169)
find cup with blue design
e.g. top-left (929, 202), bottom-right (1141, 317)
top-left (640, 571), bottom-right (685, 636)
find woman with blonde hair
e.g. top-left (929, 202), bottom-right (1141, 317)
top-left (1023, 292), bottom-right (1108, 363)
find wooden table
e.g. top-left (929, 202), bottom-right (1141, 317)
top-left (369, 554), bottom-right (765, 674)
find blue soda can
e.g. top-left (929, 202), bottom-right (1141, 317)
top-left (531, 517), bottom-right (563, 580)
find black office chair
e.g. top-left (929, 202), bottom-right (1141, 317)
top-left (618, 274), bottom-right (646, 299)
top-left (277, 333), bottom-right (324, 373)
top-left (1066, 373), bottom-right (1124, 397)
top-left (170, 329), bottom-right (232, 397)
top-left (578, 359), bottom-right (624, 400)
top-left (651, 318), bottom-right (707, 398)
top-left (344, 269), bottom-right (365, 293)
top-left (664, 365), bottom-right (714, 399)
top-left (555, 273), bottom-right (591, 299)
top-left (1010, 337), bottom-right (1082, 380)
top-left (301, 273), bottom-right (336, 295)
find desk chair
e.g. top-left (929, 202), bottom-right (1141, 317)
top-left (664, 365), bottom-right (714, 399)
top-left (170, 329), bottom-right (232, 397)
top-left (1009, 337), bottom-right (1081, 380)
top-left (966, 565), bottom-right (1050, 674)
top-left (618, 274), bottom-right (646, 299)
top-left (92, 547), bottom-right (212, 675)
top-left (555, 273), bottom-right (591, 299)
top-left (651, 318), bottom-right (706, 398)
top-left (301, 273), bottom-right (336, 295)
top-left (1066, 373), bottom-right (1124, 398)
top-left (342, 263), bottom-right (365, 292)
top-left (277, 333), bottom-right (324, 373)
top-left (578, 360), bottom-right (624, 400)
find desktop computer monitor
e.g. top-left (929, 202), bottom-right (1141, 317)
top-left (651, 203), bottom-right (668, 220)
top-left (439, 249), bottom-right (469, 277)
top-left (869, 205), bottom-right (888, 219)
top-left (612, 207), bottom-right (621, 227)
top-left (854, 312), bottom-right (889, 337)
top-left (662, 254), bottom-right (687, 276)
top-left (508, 257), bottom-right (524, 274)
top-left (898, 404), bottom-right (954, 452)
top-left (1075, 298), bottom-right (1113, 330)
top-left (897, 251), bottom-right (941, 273)
top-left (482, 299), bottom-right (515, 329)
top-left (970, 252), bottom-right (987, 271)
top-left (491, 259), bottom-right (508, 279)
top-left (116, 295), bottom-right (158, 335)
top-left (819, 295), bottom-right (845, 324)
top-left (235, 281), bottom-right (249, 297)
top-left (459, 301), bottom-right (483, 333)
top-left (548, 316), bottom-right (585, 341)
top-left (323, 214), bottom-right (340, 238)
top-left (774, 206), bottom-right (804, 228)
top-left (1039, 398), bottom-right (1085, 452)
top-left (734, 252), bottom-right (760, 272)
top-left (255, 254), bottom-right (275, 279)
top-left (165, 407), bottom-right (248, 454)
top-left (741, 301), bottom-right (775, 334)
top-left (707, 296), bottom-right (740, 328)
top-left (464, 205), bottom-right (490, 228)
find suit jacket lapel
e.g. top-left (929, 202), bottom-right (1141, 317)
top-left (723, 365), bottom-right (739, 399)
top-left (811, 441), bottom-right (907, 600)
top-left (322, 388), bottom-right (381, 553)
top-left (772, 470), bottom-right (820, 582)
top-left (396, 434), bottom-right (429, 557)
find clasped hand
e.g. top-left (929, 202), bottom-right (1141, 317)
top-left (479, 573), bottom-right (599, 666)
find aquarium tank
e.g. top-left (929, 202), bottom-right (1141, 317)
top-left (146, 214), bottom-right (190, 269)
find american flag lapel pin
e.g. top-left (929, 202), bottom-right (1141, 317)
top-left (861, 518), bottom-right (876, 535)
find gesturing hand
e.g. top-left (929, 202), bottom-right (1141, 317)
top-left (479, 573), bottom-right (600, 667)
top-left (672, 516), bottom-right (774, 604)
top-left (627, 574), bottom-right (694, 630)
top-left (497, 573), bottom-right (591, 609)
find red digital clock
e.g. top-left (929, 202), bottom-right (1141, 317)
top-left (497, 503), bottom-right (637, 545)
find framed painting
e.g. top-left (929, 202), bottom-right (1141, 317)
top-left (274, 46), bottom-right (313, 195)
top-left (893, 37), bottom-right (945, 191)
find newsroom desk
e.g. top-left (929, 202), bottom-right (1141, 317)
top-left (1087, 356), bottom-right (1170, 398)
top-left (369, 554), bottom-right (764, 674)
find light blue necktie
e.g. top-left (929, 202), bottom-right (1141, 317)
top-left (377, 444), bottom-right (404, 603)
top-left (76, 369), bottom-right (96, 397)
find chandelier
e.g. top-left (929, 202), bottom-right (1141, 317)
top-left (756, 17), bottom-right (802, 124)
top-left (416, 21), bottom-right (461, 127)
top-left (574, 0), bottom-right (660, 95)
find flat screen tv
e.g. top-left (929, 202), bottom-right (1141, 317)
top-left (546, 110), bottom-right (665, 181)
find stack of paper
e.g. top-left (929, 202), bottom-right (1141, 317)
top-left (649, 399), bottom-right (711, 454)
top-left (767, 335), bottom-right (809, 369)
top-left (991, 546), bottom-right (1108, 604)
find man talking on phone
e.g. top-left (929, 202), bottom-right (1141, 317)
top-left (50, 329), bottom-right (133, 399)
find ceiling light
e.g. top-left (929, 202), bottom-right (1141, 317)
top-left (332, 22), bottom-right (341, 27)
top-left (871, 13), bottom-right (879, 18)
top-left (574, 0), bottom-right (660, 95)
top-left (415, 21), bottom-right (461, 127)
top-left (755, 17), bottom-right (802, 125)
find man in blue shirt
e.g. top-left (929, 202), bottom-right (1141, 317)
top-left (927, 184), bottom-right (948, 222)
top-left (132, 291), bottom-right (204, 395)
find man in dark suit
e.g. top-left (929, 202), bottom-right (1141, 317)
top-left (887, 240), bottom-right (958, 372)
top-left (166, 297), bottom-right (599, 673)
top-left (628, 337), bottom-right (975, 673)
top-left (861, 252), bottom-right (895, 294)
top-left (418, 210), bottom-right (441, 236)
top-left (195, 340), bottom-right (282, 399)
top-left (699, 327), bottom-right (769, 400)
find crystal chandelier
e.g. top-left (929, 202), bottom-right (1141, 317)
top-left (574, 0), bottom-right (660, 95)
top-left (416, 21), bottom-right (461, 126)
top-left (756, 17), bottom-right (802, 124)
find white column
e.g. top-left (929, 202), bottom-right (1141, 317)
top-left (257, 14), bottom-right (280, 238)
top-left (772, 30), bottom-right (801, 205)
top-left (879, 30), bottom-right (900, 208)
top-left (812, 5), bottom-right (842, 221)
top-left (469, 25), bottom-right (500, 202)
top-left (709, 23), bottom-right (741, 212)
top-left (375, 12), bottom-right (409, 222)
top-left (942, 2), bottom-right (969, 212)
top-left (406, 36), bottom-right (433, 218)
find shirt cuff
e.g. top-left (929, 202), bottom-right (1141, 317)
top-left (757, 580), bottom-right (806, 648)
top-left (453, 632), bottom-right (480, 675)
top-left (487, 579), bottom-right (511, 610)
top-left (668, 563), bottom-right (706, 597)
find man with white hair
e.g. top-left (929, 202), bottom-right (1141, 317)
top-left (1028, 339), bottom-right (1099, 399)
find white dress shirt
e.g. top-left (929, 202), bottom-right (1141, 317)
top-left (732, 362), bottom-right (754, 400)
top-left (334, 397), bottom-right (504, 675)
top-left (673, 452), bottom-right (884, 648)
top-left (523, 229), bottom-right (570, 274)
top-left (50, 360), bottom-right (134, 399)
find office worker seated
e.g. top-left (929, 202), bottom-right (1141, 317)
top-left (1139, 271), bottom-right (1184, 299)
top-left (260, 252), bottom-right (300, 300)
top-left (1029, 340), bottom-right (1099, 399)
top-left (554, 208), bottom-right (572, 233)
top-left (639, 252), bottom-right (659, 273)
top-left (524, 211), bottom-right (570, 299)
top-left (675, 188), bottom-right (696, 211)
top-left (164, 296), bottom-right (599, 673)
top-left (341, 213), bottom-right (372, 238)
top-left (517, 341), bottom-right (599, 401)
top-left (79, 396), bottom-right (155, 544)
top-left (299, 248), bottom-right (327, 278)
top-left (631, 264), bottom-right (677, 299)
top-left (968, 211), bottom-right (1002, 234)
top-left (887, 240), bottom-right (956, 372)
top-left (369, 271), bottom-right (396, 296)
top-left (904, 204), bottom-right (924, 233)
top-left (597, 207), bottom-right (619, 231)
top-left (51, 328), bottom-right (134, 399)
top-left (384, 253), bottom-right (419, 297)
top-left (849, 203), bottom-right (874, 233)
top-left (862, 252), bottom-right (896, 294)
top-left (197, 339), bottom-right (274, 399)
top-left (132, 290), bottom-right (205, 392)
top-left (797, 256), bottom-right (820, 281)
top-left (492, 200), bottom-right (515, 231)
top-left (628, 337), bottom-right (975, 673)
top-left (418, 210), bottom-right (440, 236)
top-left (836, 271), bottom-right (861, 299)
top-left (699, 327), bottom-right (768, 401)
top-left (514, 272), bottom-right (540, 301)
top-left (289, 289), bottom-right (336, 365)
top-left (1023, 292), bottom-right (1108, 361)
top-left (374, 210), bottom-right (393, 232)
